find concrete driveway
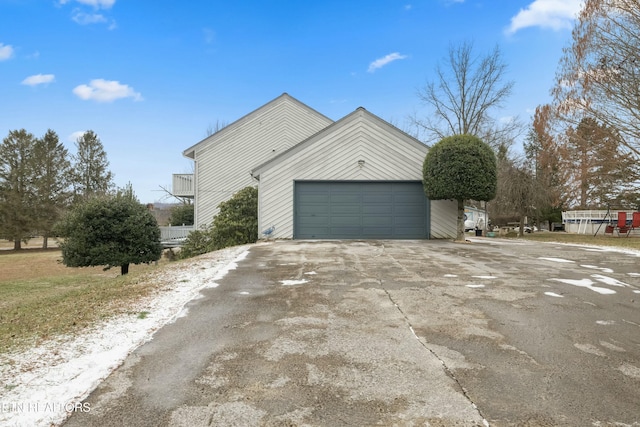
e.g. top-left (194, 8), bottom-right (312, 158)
top-left (65, 239), bottom-right (640, 427)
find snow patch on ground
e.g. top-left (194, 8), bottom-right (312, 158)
top-left (0, 245), bottom-right (251, 427)
top-left (280, 279), bottom-right (309, 286)
top-left (466, 284), bottom-right (485, 288)
top-left (548, 278), bottom-right (616, 295)
top-left (539, 257), bottom-right (575, 263)
top-left (590, 274), bottom-right (630, 288)
top-left (544, 292), bottom-right (564, 298)
top-left (472, 275), bottom-right (497, 279)
top-left (580, 264), bottom-right (614, 273)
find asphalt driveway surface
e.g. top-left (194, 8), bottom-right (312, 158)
top-left (65, 239), bottom-right (640, 427)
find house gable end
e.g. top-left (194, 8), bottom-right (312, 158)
top-left (183, 93), bottom-right (333, 159)
top-left (252, 107), bottom-right (427, 178)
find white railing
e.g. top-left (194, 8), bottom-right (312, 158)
top-left (159, 225), bottom-right (194, 247)
top-left (562, 209), bottom-right (635, 223)
top-left (172, 174), bottom-right (194, 197)
top-left (562, 209), bottom-right (636, 235)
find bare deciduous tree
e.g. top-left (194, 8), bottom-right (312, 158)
top-left (413, 41), bottom-right (515, 145)
top-left (553, 0), bottom-right (640, 156)
top-left (205, 119), bottom-right (229, 137)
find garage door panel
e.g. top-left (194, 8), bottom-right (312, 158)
top-left (298, 204), bottom-right (330, 214)
top-left (394, 216), bottom-right (425, 226)
top-left (363, 193), bottom-right (393, 203)
top-left (298, 215), bottom-right (329, 226)
top-left (295, 181), bottom-right (429, 239)
top-left (330, 215), bottom-right (361, 226)
top-left (331, 205), bottom-right (361, 214)
top-left (362, 216), bottom-right (393, 226)
top-left (298, 194), bottom-right (330, 204)
top-left (362, 205), bottom-right (393, 214)
top-left (330, 226), bottom-right (363, 237)
top-left (393, 202), bottom-right (425, 214)
top-left (362, 227), bottom-right (393, 238)
top-left (331, 194), bottom-right (361, 204)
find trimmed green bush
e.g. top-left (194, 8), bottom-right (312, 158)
top-left (179, 186), bottom-right (258, 259)
top-left (57, 191), bottom-right (162, 275)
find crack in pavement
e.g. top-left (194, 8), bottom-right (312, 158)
top-left (381, 283), bottom-right (490, 427)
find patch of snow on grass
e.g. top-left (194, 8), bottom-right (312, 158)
top-left (472, 275), bottom-right (497, 279)
top-left (596, 320), bottom-right (616, 325)
top-left (466, 284), bottom-right (485, 288)
top-left (304, 271), bottom-right (317, 275)
top-left (0, 245), bottom-right (251, 427)
top-left (443, 274), bottom-right (458, 278)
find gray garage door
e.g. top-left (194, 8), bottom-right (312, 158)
top-left (294, 181), bottom-right (429, 239)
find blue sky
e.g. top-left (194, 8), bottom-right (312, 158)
top-left (1, 0), bottom-right (581, 204)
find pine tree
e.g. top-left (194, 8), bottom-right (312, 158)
top-left (0, 129), bottom-right (38, 250)
top-left (33, 129), bottom-right (72, 248)
top-left (72, 130), bottom-right (114, 202)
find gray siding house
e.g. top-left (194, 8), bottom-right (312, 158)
top-left (173, 93), bottom-right (457, 240)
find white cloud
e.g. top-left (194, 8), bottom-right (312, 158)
top-left (21, 74), bottom-right (55, 86)
top-left (69, 131), bottom-right (88, 142)
top-left (60, 0), bottom-right (115, 9)
top-left (367, 52), bottom-right (408, 73)
top-left (73, 79), bottom-right (143, 102)
top-left (506, 0), bottom-right (583, 34)
top-left (0, 43), bottom-right (14, 61)
top-left (72, 12), bottom-right (107, 25)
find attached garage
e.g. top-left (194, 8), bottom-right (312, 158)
top-left (251, 107), bottom-right (457, 240)
top-left (294, 181), bottom-right (429, 239)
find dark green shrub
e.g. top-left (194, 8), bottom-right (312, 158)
top-left (179, 186), bottom-right (258, 259)
top-left (168, 203), bottom-right (194, 226)
top-left (56, 190), bottom-right (162, 275)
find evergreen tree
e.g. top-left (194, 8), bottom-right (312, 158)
top-left (72, 130), bottom-right (114, 202)
top-left (33, 129), bottom-right (72, 248)
top-left (0, 129), bottom-right (38, 249)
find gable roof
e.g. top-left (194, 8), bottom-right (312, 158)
top-left (251, 107), bottom-right (427, 178)
top-left (182, 93), bottom-right (333, 159)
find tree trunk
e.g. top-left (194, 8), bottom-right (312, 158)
top-left (42, 235), bottom-right (49, 249)
top-left (13, 239), bottom-right (21, 250)
top-left (121, 264), bottom-right (129, 275)
top-left (457, 199), bottom-right (465, 241)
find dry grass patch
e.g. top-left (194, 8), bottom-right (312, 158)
top-left (514, 232), bottom-right (640, 251)
top-left (0, 243), bottom-right (170, 354)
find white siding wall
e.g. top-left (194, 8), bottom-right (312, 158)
top-left (256, 110), bottom-right (457, 239)
top-left (191, 95), bottom-right (332, 228)
top-left (430, 200), bottom-right (457, 239)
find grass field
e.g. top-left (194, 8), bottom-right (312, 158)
top-left (0, 238), bottom-right (169, 354)
top-left (515, 231), bottom-right (640, 251)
